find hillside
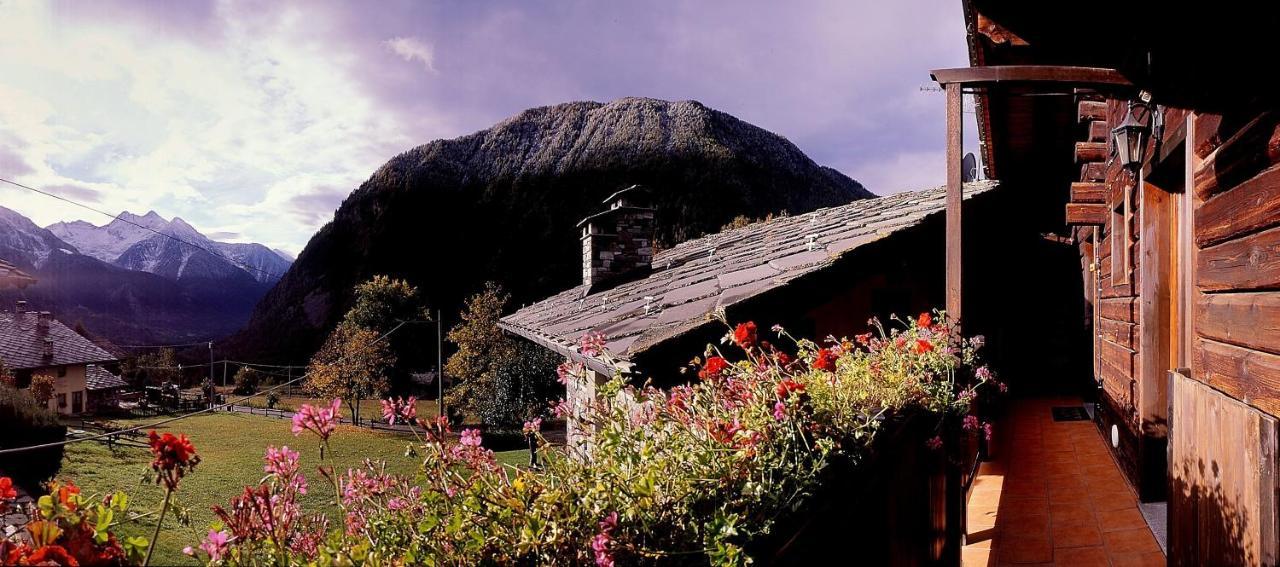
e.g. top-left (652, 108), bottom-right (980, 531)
top-left (227, 97), bottom-right (872, 362)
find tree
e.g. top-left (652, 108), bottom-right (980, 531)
top-left (305, 322), bottom-right (394, 424)
top-left (122, 348), bottom-right (179, 388)
top-left (30, 374), bottom-right (55, 409)
top-left (445, 282), bottom-right (559, 427)
top-left (0, 359), bottom-right (13, 388)
top-left (343, 275), bottom-right (431, 392)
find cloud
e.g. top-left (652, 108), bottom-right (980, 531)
top-left (384, 36), bottom-right (436, 72)
top-left (206, 230), bottom-right (241, 240)
top-left (286, 186), bottom-right (352, 225)
top-left (42, 183), bottom-right (101, 202)
top-left (0, 145), bottom-right (34, 177)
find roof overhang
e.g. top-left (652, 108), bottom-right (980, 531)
top-left (498, 319), bottom-right (628, 377)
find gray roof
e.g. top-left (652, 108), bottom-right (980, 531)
top-left (0, 312), bottom-right (118, 370)
top-left (86, 365), bottom-right (127, 391)
top-left (501, 182), bottom-right (997, 371)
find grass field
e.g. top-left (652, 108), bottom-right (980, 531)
top-left (60, 412), bottom-right (526, 565)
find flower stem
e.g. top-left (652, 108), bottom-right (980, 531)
top-left (143, 486), bottom-right (172, 567)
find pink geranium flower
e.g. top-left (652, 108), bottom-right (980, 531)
top-left (381, 396), bottom-right (418, 425)
top-left (460, 428), bottom-right (483, 447)
top-left (292, 398), bottom-right (342, 441)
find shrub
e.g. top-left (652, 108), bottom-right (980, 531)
top-left (194, 311), bottom-right (1000, 566)
top-left (231, 367), bottom-right (261, 395)
top-left (0, 385), bottom-right (67, 487)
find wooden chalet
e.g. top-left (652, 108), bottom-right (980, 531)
top-left (935, 1), bottom-right (1280, 564)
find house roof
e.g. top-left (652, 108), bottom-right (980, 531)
top-left (0, 312), bottom-right (118, 370)
top-left (0, 260), bottom-right (36, 289)
top-left (85, 364), bottom-right (127, 391)
top-left (501, 181), bottom-right (998, 372)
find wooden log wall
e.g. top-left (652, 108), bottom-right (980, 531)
top-left (1169, 108), bottom-right (1280, 565)
top-left (1191, 110), bottom-right (1280, 417)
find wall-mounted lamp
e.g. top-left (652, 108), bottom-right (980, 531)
top-left (1111, 91), bottom-right (1163, 174)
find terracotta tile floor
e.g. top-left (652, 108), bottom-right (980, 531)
top-left (962, 397), bottom-right (1165, 566)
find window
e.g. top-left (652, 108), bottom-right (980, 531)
top-left (1111, 183), bottom-right (1133, 285)
top-left (57, 366), bottom-right (67, 378)
top-left (57, 393), bottom-right (67, 409)
top-left (72, 390), bottom-right (83, 414)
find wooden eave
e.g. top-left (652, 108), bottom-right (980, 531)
top-left (930, 65), bottom-right (1133, 89)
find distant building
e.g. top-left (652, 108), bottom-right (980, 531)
top-left (85, 364), bottom-right (128, 412)
top-left (0, 301), bottom-right (118, 415)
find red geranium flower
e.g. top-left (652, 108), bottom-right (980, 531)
top-left (0, 476), bottom-right (16, 509)
top-left (148, 431), bottom-right (200, 491)
top-left (732, 322), bottom-right (758, 350)
top-left (699, 356), bottom-right (729, 380)
top-left (813, 348), bottom-right (837, 372)
top-left (775, 378), bottom-right (805, 399)
top-left (918, 312), bottom-right (932, 328)
top-left (25, 544), bottom-right (79, 567)
top-left (914, 339), bottom-right (934, 354)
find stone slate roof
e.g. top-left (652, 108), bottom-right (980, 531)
top-left (86, 365), bottom-right (127, 391)
top-left (0, 259), bottom-right (36, 289)
top-left (501, 181), bottom-right (997, 370)
top-left (0, 312), bottom-right (118, 370)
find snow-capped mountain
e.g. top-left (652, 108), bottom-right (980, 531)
top-left (1, 205), bottom-right (284, 343)
top-left (47, 211), bottom-right (290, 284)
top-left (47, 210), bottom-right (168, 263)
top-left (0, 205), bottom-right (79, 268)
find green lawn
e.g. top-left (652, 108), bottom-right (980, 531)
top-left (60, 412), bottom-right (526, 565)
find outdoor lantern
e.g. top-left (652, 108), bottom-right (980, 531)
top-left (1112, 101), bottom-right (1149, 173)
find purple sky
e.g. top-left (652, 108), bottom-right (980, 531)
top-left (0, 0), bottom-right (976, 253)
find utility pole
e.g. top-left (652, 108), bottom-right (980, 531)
top-left (207, 342), bottom-right (214, 407)
top-left (437, 308), bottom-right (444, 420)
top-left (223, 361), bottom-right (228, 388)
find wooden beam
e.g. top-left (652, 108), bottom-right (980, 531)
top-left (946, 82), bottom-right (963, 327)
top-left (1066, 203), bottom-right (1108, 225)
top-left (1075, 141), bottom-right (1107, 163)
top-left (1078, 101), bottom-right (1107, 123)
top-left (1071, 182), bottom-right (1107, 203)
top-left (1198, 225), bottom-right (1280, 292)
top-left (930, 65), bottom-right (1134, 88)
top-left (1088, 120), bottom-right (1110, 143)
top-left (1081, 162), bottom-right (1106, 182)
top-left (1196, 164), bottom-right (1280, 248)
top-left (1197, 292), bottom-right (1280, 357)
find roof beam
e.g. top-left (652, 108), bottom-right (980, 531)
top-left (930, 65), bottom-right (1134, 89)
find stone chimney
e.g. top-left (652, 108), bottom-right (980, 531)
top-left (42, 337), bottom-right (54, 361)
top-left (14, 300), bottom-right (26, 318)
top-left (36, 311), bottom-right (51, 335)
top-left (578, 185), bottom-right (655, 291)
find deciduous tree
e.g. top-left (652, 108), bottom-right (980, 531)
top-left (29, 373), bottom-right (55, 408)
top-left (343, 275), bottom-right (431, 392)
top-left (305, 322), bottom-right (394, 424)
top-left (445, 282), bottom-right (558, 426)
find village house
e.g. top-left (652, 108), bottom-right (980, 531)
top-left (0, 301), bottom-right (118, 416)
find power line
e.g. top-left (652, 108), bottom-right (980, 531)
top-left (0, 176), bottom-right (285, 281)
top-left (112, 341), bottom-right (214, 349)
top-left (0, 321), bottom-right (408, 455)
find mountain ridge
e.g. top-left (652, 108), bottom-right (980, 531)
top-left (228, 97), bottom-right (872, 363)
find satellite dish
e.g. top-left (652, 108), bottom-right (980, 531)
top-left (962, 152), bottom-right (978, 182)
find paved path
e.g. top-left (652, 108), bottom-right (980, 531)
top-left (962, 397), bottom-right (1164, 566)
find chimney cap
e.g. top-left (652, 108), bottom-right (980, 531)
top-left (601, 184), bottom-right (651, 206)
